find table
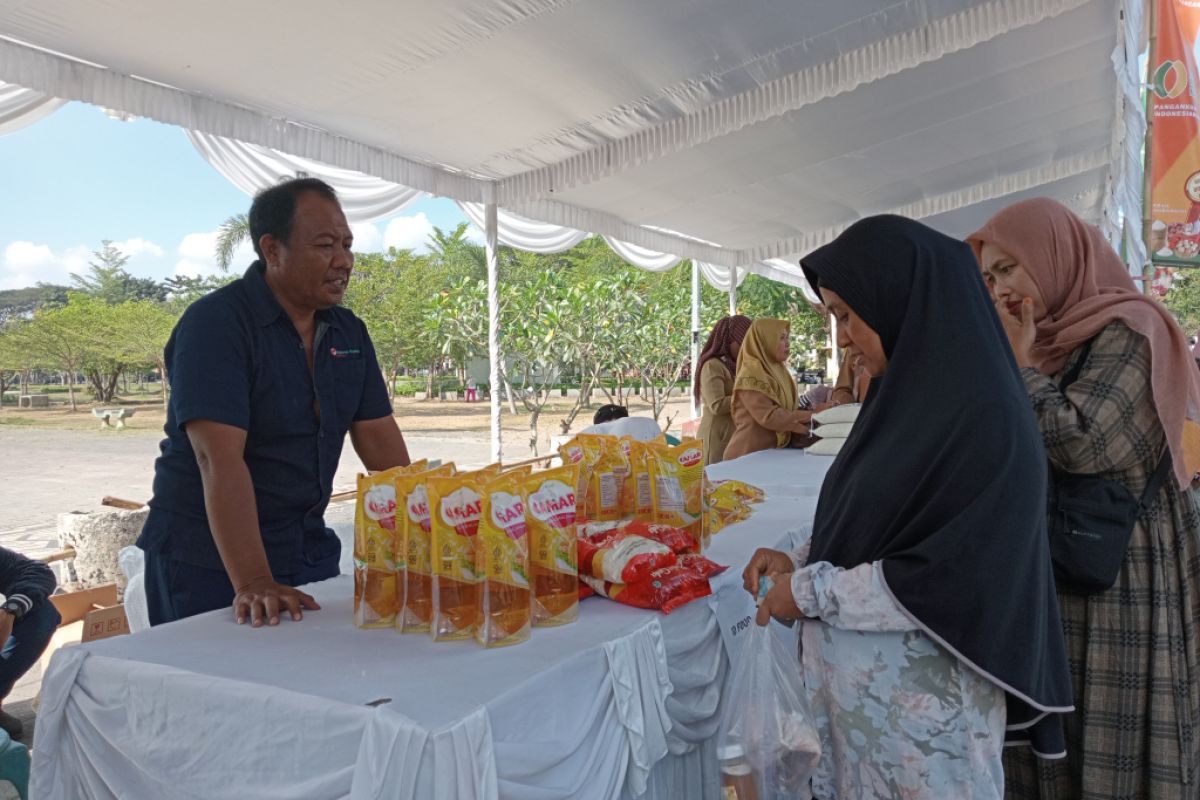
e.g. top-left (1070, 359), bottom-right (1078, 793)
top-left (32, 450), bottom-right (833, 800)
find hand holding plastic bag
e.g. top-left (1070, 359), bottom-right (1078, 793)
top-left (716, 621), bottom-right (820, 799)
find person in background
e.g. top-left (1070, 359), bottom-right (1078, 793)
top-left (970, 197), bottom-right (1200, 799)
top-left (592, 404), bottom-right (629, 425)
top-left (748, 215), bottom-right (1072, 799)
top-left (830, 348), bottom-right (871, 405)
top-left (694, 314), bottom-right (753, 465)
top-left (139, 178), bottom-right (412, 629)
top-left (465, 376), bottom-right (477, 403)
top-left (796, 383), bottom-right (832, 410)
top-left (0, 547), bottom-right (59, 738)
top-left (723, 318), bottom-right (814, 461)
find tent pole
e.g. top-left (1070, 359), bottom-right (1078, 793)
top-left (828, 314), bottom-right (840, 386)
top-left (691, 261), bottom-right (701, 419)
top-left (485, 202), bottom-right (502, 463)
top-left (727, 269), bottom-right (737, 315)
top-left (1141, 0), bottom-right (1159, 295)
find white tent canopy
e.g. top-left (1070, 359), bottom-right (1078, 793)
top-left (0, 0), bottom-right (1144, 266)
top-left (0, 0), bottom-right (1146, 458)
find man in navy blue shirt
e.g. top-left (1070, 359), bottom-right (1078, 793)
top-left (139, 178), bottom-right (411, 627)
top-left (0, 546), bottom-right (59, 738)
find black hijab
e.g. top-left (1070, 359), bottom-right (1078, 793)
top-left (801, 215), bottom-right (1072, 757)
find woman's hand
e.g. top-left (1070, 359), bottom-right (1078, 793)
top-left (755, 572), bottom-right (805, 626)
top-left (742, 548), bottom-right (795, 595)
top-left (994, 296), bottom-right (1036, 368)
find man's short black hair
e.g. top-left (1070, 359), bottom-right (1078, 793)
top-left (593, 404), bottom-right (630, 425)
top-left (248, 177), bottom-right (340, 261)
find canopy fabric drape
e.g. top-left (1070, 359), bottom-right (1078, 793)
top-left (186, 130), bottom-right (426, 224)
top-left (0, 79), bottom-right (64, 135)
top-left (456, 201), bottom-right (589, 254)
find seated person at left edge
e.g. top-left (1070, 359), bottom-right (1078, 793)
top-left (138, 178), bottom-right (411, 629)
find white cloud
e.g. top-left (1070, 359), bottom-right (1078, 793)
top-left (1, 241), bottom-right (68, 290)
top-left (4, 241), bottom-right (55, 271)
top-left (350, 222), bottom-right (382, 254)
top-left (383, 212), bottom-right (435, 253)
top-left (61, 246), bottom-right (91, 275)
top-left (1, 238), bottom-right (178, 290)
top-left (173, 230), bottom-right (254, 278)
top-left (111, 237), bottom-right (165, 260)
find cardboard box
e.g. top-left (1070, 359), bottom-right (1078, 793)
top-left (40, 584), bottom-right (130, 674)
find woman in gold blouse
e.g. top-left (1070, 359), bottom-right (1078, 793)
top-left (723, 318), bottom-right (814, 461)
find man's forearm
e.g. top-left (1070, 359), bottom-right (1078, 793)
top-left (199, 459), bottom-right (272, 590)
top-left (352, 419), bottom-right (411, 471)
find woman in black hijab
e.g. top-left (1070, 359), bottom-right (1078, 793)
top-left (743, 216), bottom-right (1072, 799)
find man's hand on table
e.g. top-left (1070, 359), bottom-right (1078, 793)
top-left (233, 577), bottom-right (320, 627)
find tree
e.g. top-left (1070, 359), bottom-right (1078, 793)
top-left (1164, 269), bottom-right (1200, 336)
top-left (426, 223), bottom-right (486, 281)
top-left (112, 301), bottom-right (178, 405)
top-left (0, 284), bottom-right (70, 324)
top-left (554, 275), bottom-right (640, 433)
top-left (0, 319), bottom-right (50, 399)
top-left (162, 274), bottom-right (236, 309)
top-left (342, 249), bottom-right (444, 398)
top-left (24, 300), bottom-right (94, 410)
top-left (215, 213), bottom-right (250, 272)
top-left (71, 241), bottom-right (167, 303)
top-left (501, 271), bottom-right (577, 454)
top-left (431, 276), bottom-right (502, 405)
top-left (0, 323), bottom-right (27, 404)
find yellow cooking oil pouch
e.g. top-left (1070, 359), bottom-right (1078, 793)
top-left (475, 471), bottom-right (532, 648)
top-left (524, 464), bottom-right (581, 626)
top-left (395, 462), bottom-right (456, 633)
top-left (428, 470), bottom-right (490, 641)
top-left (353, 467), bottom-right (407, 628)
top-left (648, 439), bottom-right (706, 550)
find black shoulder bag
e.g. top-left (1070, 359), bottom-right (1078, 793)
top-left (1047, 340), bottom-right (1173, 594)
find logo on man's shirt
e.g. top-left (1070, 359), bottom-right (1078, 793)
top-left (329, 347), bottom-right (361, 359)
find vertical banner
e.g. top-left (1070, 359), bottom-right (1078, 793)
top-left (1150, 0), bottom-right (1200, 269)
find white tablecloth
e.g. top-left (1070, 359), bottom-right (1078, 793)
top-left (32, 450), bottom-right (832, 800)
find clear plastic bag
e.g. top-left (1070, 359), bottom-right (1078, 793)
top-left (716, 623), bottom-right (820, 800)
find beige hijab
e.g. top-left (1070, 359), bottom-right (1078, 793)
top-left (968, 198), bottom-right (1200, 487)
top-left (732, 318), bottom-right (797, 447)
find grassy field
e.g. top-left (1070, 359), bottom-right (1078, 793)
top-left (0, 390), bottom-right (696, 446)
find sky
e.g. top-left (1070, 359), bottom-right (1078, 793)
top-left (0, 103), bottom-right (477, 291)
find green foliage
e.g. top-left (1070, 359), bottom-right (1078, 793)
top-left (426, 223), bottom-right (486, 281)
top-left (215, 214), bottom-right (250, 272)
top-left (162, 274), bottom-right (237, 310)
top-left (0, 284), bottom-right (70, 324)
top-left (1163, 269), bottom-right (1200, 336)
top-left (342, 248), bottom-right (443, 376)
top-left (0, 224), bottom-right (827, 424)
top-left (70, 241), bottom-right (168, 303)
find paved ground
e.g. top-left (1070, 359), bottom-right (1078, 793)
top-left (0, 426), bottom-right (501, 557)
top-left (0, 425), bottom-right (501, 746)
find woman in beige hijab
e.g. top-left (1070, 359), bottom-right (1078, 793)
top-left (723, 318), bottom-right (814, 461)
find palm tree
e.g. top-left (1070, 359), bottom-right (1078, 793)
top-left (426, 223), bottom-right (486, 278)
top-left (215, 213), bottom-right (250, 272)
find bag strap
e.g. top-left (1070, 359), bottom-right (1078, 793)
top-left (1057, 338), bottom-right (1095, 392)
top-left (1137, 447), bottom-right (1174, 516)
top-left (1056, 336), bottom-right (1173, 515)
